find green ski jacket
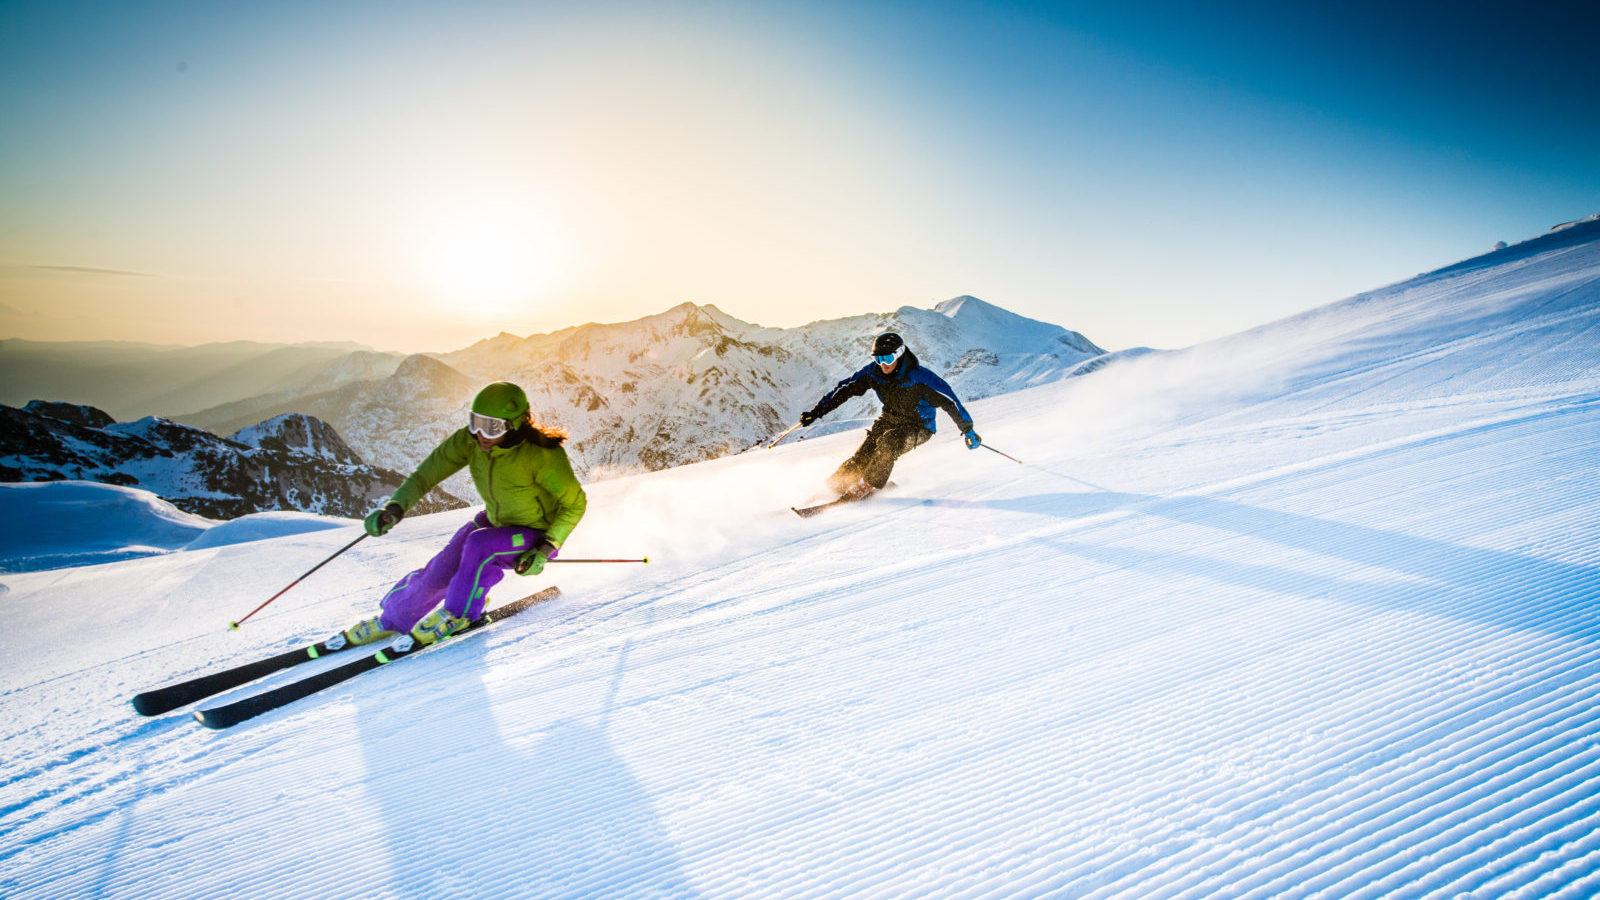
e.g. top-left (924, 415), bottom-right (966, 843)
top-left (389, 428), bottom-right (587, 547)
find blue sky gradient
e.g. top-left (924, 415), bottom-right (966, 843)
top-left (1, 0), bottom-right (1595, 351)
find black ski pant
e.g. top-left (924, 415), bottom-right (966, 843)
top-left (827, 419), bottom-right (932, 493)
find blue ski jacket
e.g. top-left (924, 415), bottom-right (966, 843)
top-left (809, 349), bottom-right (974, 434)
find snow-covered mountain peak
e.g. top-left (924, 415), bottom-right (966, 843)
top-left (104, 414), bottom-right (207, 449)
top-left (696, 302), bottom-right (746, 330)
top-left (868, 295), bottom-right (1106, 361)
top-left (932, 294), bottom-right (1072, 337)
top-left (623, 300), bottom-right (735, 340)
top-left (229, 413), bottom-right (365, 466)
top-left (931, 293), bottom-right (997, 319)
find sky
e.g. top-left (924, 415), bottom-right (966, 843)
top-left (1, 0), bottom-right (1596, 353)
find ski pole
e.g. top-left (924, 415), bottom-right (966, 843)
top-left (981, 443), bottom-right (1023, 465)
top-left (766, 422), bottom-right (803, 449)
top-left (228, 533), bottom-right (367, 630)
top-left (549, 557), bottom-right (650, 564)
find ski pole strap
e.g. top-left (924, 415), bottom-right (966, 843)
top-left (229, 532), bottom-right (368, 630)
top-left (981, 443), bottom-right (1023, 465)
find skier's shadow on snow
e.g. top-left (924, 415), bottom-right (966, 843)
top-left (893, 491), bottom-right (1600, 642)
top-left (354, 627), bottom-right (698, 899)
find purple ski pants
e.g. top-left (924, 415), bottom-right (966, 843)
top-left (377, 510), bottom-right (552, 632)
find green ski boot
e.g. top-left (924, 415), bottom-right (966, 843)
top-left (342, 617), bottom-right (396, 647)
top-left (411, 609), bottom-right (471, 646)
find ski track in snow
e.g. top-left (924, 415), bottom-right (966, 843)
top-left (2, 225), bottom-right (1600, 898)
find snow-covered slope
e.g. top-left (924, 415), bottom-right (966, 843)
top-left (2, 219), bottom-right (1598, 898)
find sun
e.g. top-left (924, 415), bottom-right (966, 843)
top-left (420, 202), bottom-right (557, 318)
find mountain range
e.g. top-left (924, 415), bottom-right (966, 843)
top-left (6, 296), bottom-right (1108, 514)
top-left (178, 297), bottom-right (1105, 482)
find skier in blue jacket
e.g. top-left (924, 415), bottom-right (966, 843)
top-left (798, 332), bottom-right (981, 499)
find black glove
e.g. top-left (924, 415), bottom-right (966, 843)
top-left (515, 540), bottom-right (559, 576)
top-left (363, 502), bottom-right (404, 536)
top-left (799, 410), bottom-right (818, 427)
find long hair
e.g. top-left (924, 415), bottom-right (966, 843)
top-left (520, 415), bottom-right (568, 447)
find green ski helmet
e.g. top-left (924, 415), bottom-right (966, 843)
top-left (469, 381), bottom-right (530, 439)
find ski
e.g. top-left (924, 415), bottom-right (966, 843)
top-left (133, 635), bottom-right (362, 717)
top-left (792, 496), bottom-right (862, 517)
top-left (193, 585), bottom-right (560, 730)
top-left (792, 482), bottom-right (895, 518)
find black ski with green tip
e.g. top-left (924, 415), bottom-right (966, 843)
top-left (192, 586), bottom-right (560, 730)
top-left (133, 634), bottom-right (362, 716)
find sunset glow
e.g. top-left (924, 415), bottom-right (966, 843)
top-left (417, 202), bottom-right (564, 321)
top-left (1, 1), bottom-right (1595, 352)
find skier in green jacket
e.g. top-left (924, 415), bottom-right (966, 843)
top-left (343, 381), bottom-right (587, 647)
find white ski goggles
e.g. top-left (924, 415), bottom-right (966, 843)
top-left (468, 411), bottom-right (514, 439)
top-left (873, 345), bottom-right (905, 366)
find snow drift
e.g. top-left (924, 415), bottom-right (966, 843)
top-left (0, 480), bottom-right (352, 573)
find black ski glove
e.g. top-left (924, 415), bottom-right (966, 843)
top-left (799, 410), bottom-right (819, 427)
top-left (364, 502), bottom-right (404, 536)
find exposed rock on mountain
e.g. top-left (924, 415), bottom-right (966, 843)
top-left (0, 403), bottom-right (466, 520)
top-left (229, 413), bottom-right (365, 467)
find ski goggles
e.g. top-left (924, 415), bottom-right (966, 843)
top-left (873, 345), bottom-right (905, 366)
top-left (468, 411), bottom-right (515, 439)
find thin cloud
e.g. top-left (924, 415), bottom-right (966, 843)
top-left (24, 265), bottom-right (154, 277)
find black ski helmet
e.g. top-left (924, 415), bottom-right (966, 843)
top-left (873, 332), bottom-right (904, 356)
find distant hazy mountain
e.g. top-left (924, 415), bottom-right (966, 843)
top-left (0, 402), bottom-right (466, 519)
top-left (0, 338), bottom-right (400, 421)
top-left (182, 353), bottom-right (483, 499)
top-left (175, 296), bottom-right (1104, 502)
